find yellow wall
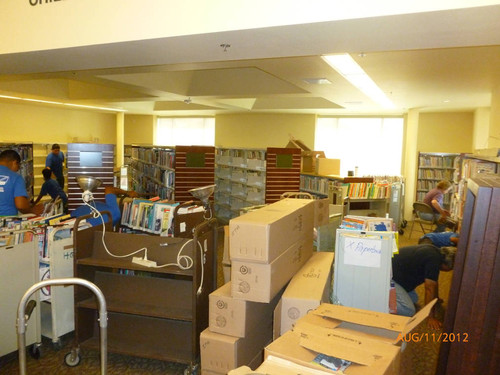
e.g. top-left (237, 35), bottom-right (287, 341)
top-left (124, 115), bottom-right (155, 145)
top-left (215, 113), bottom-right (316, 148)
top-left (417, 112), bottom-right (474, 154)
top-left (0, 101), bottom-right (116, 144)
top-left (490, 83), bottom-right (500, 148)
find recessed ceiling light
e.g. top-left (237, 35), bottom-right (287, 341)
top-left (303, 78), bottom-right (332, 85)
top-left (444, 99), bottom-right (451, 103)
top-left (322, 53), bottom-right (395, 109)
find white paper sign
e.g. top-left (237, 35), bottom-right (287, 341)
top-left (343, 236), bottom-right (382, 268)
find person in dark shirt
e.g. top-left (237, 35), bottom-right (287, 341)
top-left (32, 168), bottom-right (68, 212)
top-left (392, 244), bottom-right (456, 329)
top-left (45, 143), bottom-right (65, 190)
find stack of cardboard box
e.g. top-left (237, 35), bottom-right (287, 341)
top-left (230, 300), bottom-right (437, 375)
top-left (200, 199), bottom-right (315, 374)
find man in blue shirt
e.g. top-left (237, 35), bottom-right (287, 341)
top-left (45, 143), bottom-right (65, 189)
top-left (32, 168), bottom-right (68, 213)
top-left (0, 150), bottom-right (44, 216)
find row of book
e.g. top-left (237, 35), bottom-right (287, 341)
top-left (419, 155), bottom-right (457, 168)
top-left (340, 215), bottom-right (394, 231)
top-left (131, 147), bottom-right (175, 168)
top-left (417, 169), bottom-right (454, 180)
top-left (130, 164), bottom-right (175, 186)
top-left (343, 182), bottom-right (391, 199)
top-left (121, 198), bottom-right (205, 236)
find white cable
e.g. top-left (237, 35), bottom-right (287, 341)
top-left (84, 201), bottom-right (148, 259)
top-left (84, 199), bottom-right (205, 294)
top-left (153, 239), bottom-right (205, 294)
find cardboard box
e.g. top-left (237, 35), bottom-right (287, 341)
top-left (313, 197), bottom-right (330, 228)
top-left (276, 252), bottom-right (334, 336)
top-left (302, 151), bottom-right (326, 173)
top-left (316, 158), bottom-right (341, 176)
top-left (230, 198), bottom-right (314, 263)
top-left (204, 350), bottom-right (263, 375)
top-left (265, 300), bottom-right (437, 375)
top-left (229, 355), bottom-right (332, 374)
top-left (231, 236), bottom-right (313, 303)
top-left (200, 326), bottom-right (271, 374)
top-left (209, 282), bottom-right (282, 338)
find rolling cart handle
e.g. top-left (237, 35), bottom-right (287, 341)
top-left (17, 278), bottom-right (108, 375)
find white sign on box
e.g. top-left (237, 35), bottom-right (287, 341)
top-left (343, 236), bottom-right (382, 268)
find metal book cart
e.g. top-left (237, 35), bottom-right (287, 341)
top-left (17, 277), bottom-right (108, 374)
top-left (71, 207), bottom-right (218, 374)
top-left (0, 229), bottom-right (41, 359)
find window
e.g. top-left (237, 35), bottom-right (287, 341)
top-left (315, 117), bottom-right (404, 176)
top-left (156, 117), bottom-right (215, 146)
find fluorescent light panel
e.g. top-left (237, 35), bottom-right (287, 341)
top-left (323, 54), bottom-right (395, 109)
top-left (0, 94), bottom-right (127, 112)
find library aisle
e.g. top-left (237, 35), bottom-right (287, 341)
top-left (0, 225), bottom-right (451, 375)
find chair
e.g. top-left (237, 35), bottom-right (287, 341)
top-left (409, 202), bottom-right (437, 238)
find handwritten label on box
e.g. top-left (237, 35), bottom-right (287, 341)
top-left (343, 237), bottom-right (382, 268)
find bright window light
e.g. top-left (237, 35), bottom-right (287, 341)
top-left (315, 117), bottom-right (404, 177)
top-left (323, 54), bottom-right (395, 109)
top-left (156, 117), bottom-right (215, 146)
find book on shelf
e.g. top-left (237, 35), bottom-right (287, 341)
top-left (340, 215), bottom-right (394, 231)
top-left (121, 198), bottom-right (179, 236)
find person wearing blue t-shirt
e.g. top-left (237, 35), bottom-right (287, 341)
top-left (0, 150), bottom-right (44, 216)
top-left (32, 168), bottom-right (68, 213)
top-left (70, 186), bottom-right (139, 227)
top-left (45, 143), bottom-right (65, 190)
top-left (419, 231), bottom-right (459, 247)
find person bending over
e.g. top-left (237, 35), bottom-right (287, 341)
top-left (392, 244), bottom-right (456, 329)
top-left (32, 168), bottom-right (68, 213)
top-left (418, 231), bottom-right (459, 247)
top-left (70, 186), bottom-right (139, 227)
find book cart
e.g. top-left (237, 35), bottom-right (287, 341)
top-left (70, 207), bottom-right (218, 374)
top-left (0, 229), bottom-right (41, 358)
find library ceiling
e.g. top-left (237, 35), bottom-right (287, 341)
top-left (0, 5), bottom-right (500, 116)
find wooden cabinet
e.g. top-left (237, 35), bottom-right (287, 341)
top-left (265, 147), bottom-right (301, 203)
top-left (72, 216), bottom-right (217, 370)
top-left (450, 154), bottom-right (499, 229)
top-left (437, 176), bottom-right (500, 374)
top-left (416, 152), bottom-right (459, 208)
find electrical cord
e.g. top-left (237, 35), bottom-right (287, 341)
top-left (85, 200), bottom-right (205, 294)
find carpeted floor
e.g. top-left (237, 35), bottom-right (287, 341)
top-left (0, 224), bottom-right (451, 374)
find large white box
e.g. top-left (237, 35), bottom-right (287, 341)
top-left (231, 236), bottom-right (313, 303)
top-left (229, 198), bottom-right (314, 263)
top-left (209, 282), bottom-right (282, 338)
top-left (276, 252), bottom-right (334, 336)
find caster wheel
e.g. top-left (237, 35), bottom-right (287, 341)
top-left (64, 351), bottom-right (81, 367)
top-left (401, 220), bottom-right (407, 228)
top-left (398, 229), bottom-right (405, 235)
top-left (29, 343), bottom-right (42, 359)
top-left (52, 340), bottom-right (63, 351)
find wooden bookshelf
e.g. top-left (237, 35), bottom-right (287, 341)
top-left (265, 147), bottom-right (301, 203)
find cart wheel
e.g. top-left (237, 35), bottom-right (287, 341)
top-left (401, 220), bottom-right (407, 228)
top-left (64, 351), bottom-right (81, 367)
top-left (184, 362), bottom-right (199, 375)
top-left (52, 339), bottom-right (63, 351)
top-left (29, 343), bottom-right (42, 359)
top-left (398, 228), bottom-right (405, 235)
